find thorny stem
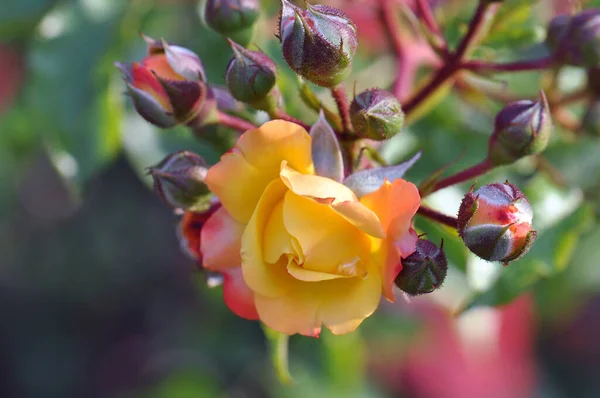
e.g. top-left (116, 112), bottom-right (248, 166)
top-left (462, 56), bottom-right (555, 72)
top-left (430, 159), bottom-right (493, 194)
top-left (417, 206), bottom-right (458, 229)
top-left (217, 110), bottom-right (256, 132)
top-left (331, 84), bottom-right (354, 135)
top-left (403, 1), bottom-right (500, 116)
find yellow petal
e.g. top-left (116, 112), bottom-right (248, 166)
top-left (241, 179), bottom-right (295, 298)
top-left (263, 200), bottom-right (295, 264)
top-left (280, 163), bottom-right (385, 239)
top-left (254, 269), bottom-right (382, 336)
top-left (283, 190), bottom-right (370, 278)
top-left (206, 121), bottom-right (314, 224)
top-left (200, 207), bottom-right (244, 270)
top-left (360, 179), bottom-right (421, 302)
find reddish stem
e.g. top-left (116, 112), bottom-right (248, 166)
top-left (331, 84), bottom-right (353, 134)
top-left (217, 111), bottom-right (256, 132)
top-left (415, 0), bottom-right (443, 37)
top-left (403, 1), bottom-right (498, 116)
top-left (431, 159), bottom-right (492, 193)
top-left (417, 206), bottom-right (458, 229)
top-left (462, 56), bottom-right (555, 72)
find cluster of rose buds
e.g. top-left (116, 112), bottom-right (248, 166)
top-left (113, 0), bottom-right (555, 338)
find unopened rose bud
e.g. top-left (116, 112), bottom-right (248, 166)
top-left (582, 100), bottom-right (600, 136)
top-left (350, 88), bottom-right (404, 140)
top-left (204, 0), bottom-right (260, 47)
top-left (488, 92), bottom-right (552, 166)
top-left (394, 239), bottom-right (448, 296)
top-left (278, 0), bottom-right (357, 87)
top-left (149, 151), bottom-right (212, 211)
top-left (178, 204), bottom-right (220, 262)
top-left (116, 36), bottom-right (208, 128)
top-left (226, 40), bottom-right (278, 111)
top-left (545, 14), bottom-right (570, 52)
top-left (546, 10), bottom-right (600, 68)
top-left (457, 182), bottom-right (537, 265)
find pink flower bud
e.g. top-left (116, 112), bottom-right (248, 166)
top-left (116, 36), bottom-right (209, 128)
top-left (395, 239), bottom-right (448, 296)
top-left (457, 182), bottom-right (537, 265)
top-left (279, 0), bottom-right (358, 87)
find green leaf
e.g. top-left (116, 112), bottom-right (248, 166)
top-left (0, 0), bottom-right (58, 39)
top-left (459, 204), bottom-right (595, 313)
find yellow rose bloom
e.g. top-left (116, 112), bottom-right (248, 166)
top-left (201, 120), bottom-right (420, 336)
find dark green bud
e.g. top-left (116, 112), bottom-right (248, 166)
top-left (395, 239), bottom-right (448, 296)
top-left (204, 0), bottom-right (260, 47)
top-left (226, 39), bottom-right (278, 110)
top-left (350, 88), bottom-right (404, 140)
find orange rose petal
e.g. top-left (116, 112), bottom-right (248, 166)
top-left (200, 207), bottom-right (245, 271)
top-left (361, 179), bottom-right (421, 302)
top-left (206, 120), bottom-right (314, 224)
top-left (142, 53), bottom-right (185, 81)
top-left (222, 268), bottom-right (259, 320)
top-left (130, 62), bottom-right (173, 112)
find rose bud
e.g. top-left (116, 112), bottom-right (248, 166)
top-left (350, 88), bottom-right (404, 140)
top-left (278, 0), bottom-right (358, 87)
top-left (582, 100), bottom-right (600, 136)
top-left (116, 36), bottom-right (208, 128)
top-left (204, 0), bottom-right (260, 47)
top-left (394, 239), bottom-right (448, 296)
top-left (225, 39), bottom-right (278, 111)
top-left (457, 182), bottom-right (537, 265)
top-left (488, 92), bottom-right (552, 166)
top-left (178, 204), bottom-right (220, 262)
top-left (546, 10), bottom-right (600, 68)
top-left (148, 151), bottom-right (212, 211)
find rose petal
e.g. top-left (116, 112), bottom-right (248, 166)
top-left (280, 163), bottom-right (385, 238)
top-left (283, 190), bottom-right (370, 279)
top-left (206, 120), bottom-right (314, 224)
top-left (222, 268), bottom-right (259, 320)
top-left (254, 267), bottom-right (381, 336)
top-left (200, 207), bottom-right (245, 271)
top-left (360, 179), bottom-right (420, 301)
